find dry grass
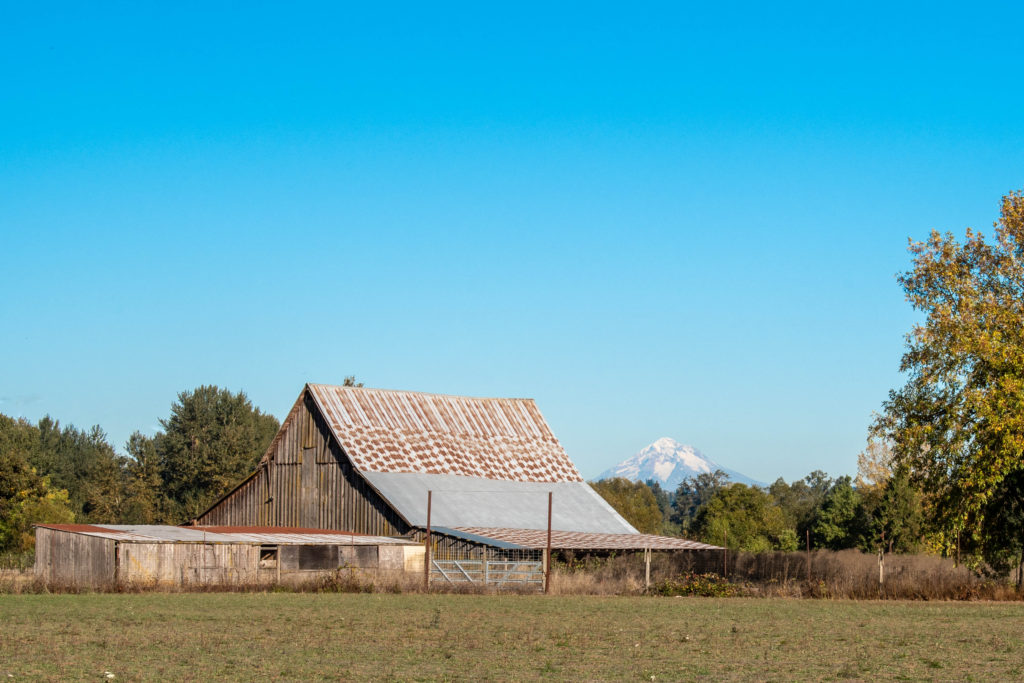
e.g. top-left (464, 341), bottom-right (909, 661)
top-left (555, 549), bottom-right (1022, 601)
top-left (1, 592), bottom-right (1023, 681)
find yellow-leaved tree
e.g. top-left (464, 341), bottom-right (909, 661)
top-left (874, 190), bottom-right (1024, 581)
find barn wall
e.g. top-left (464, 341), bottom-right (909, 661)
top-left (197, 392), bottom-right (409, 535)
top-left (34, 528), bottom-right (115, 587)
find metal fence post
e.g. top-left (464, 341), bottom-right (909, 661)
top-left (544, 491), bottom-right (552, 594)
top-left (425, 490), bottom-right (432, 590)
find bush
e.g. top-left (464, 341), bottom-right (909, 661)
top-left (650, 572), bottom-right (739, 597)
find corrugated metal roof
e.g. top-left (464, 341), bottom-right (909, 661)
top-left (189, 526), bottom-right (373, 536)
top-left (307, 384), bottom-right (583, 483)
top-left (37, 524), bottom-right (417, 546)
top-left (361, 472), bottom-right (638, 534)
top-left (450, 527), bottom-right (722, 551)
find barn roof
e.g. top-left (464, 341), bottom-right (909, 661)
top-left (361, 472), bottom-right (636, 534)
top-left (209, 384), bottom-right (719, 551)
top-left (306, 384), bottom-right (583, 483)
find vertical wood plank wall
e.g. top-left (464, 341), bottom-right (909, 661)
top-left (196, 392), bottom-right (408, 536)
top-left (34, 528), bottom-right (116, 587)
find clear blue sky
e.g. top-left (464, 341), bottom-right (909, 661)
top-left (2, 2), bottom-right (1022, 483)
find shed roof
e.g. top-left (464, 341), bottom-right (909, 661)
top-left (35, 524), bottom-right (418, 546)
top-left (448, 527), bottom-right (721, 551)
top-left (306, 384), bottom-right (583, 483)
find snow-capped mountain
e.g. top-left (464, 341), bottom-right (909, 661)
top-left (596, 437), bottom-right (762, 489)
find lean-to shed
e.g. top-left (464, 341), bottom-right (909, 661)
top-left (34, 524), bottom-right (422, 588)
top-left (197, 384), bottom-right (718, 558)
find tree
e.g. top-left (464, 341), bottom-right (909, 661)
top-left (590, 478), bottom-right (663, 534)
top-left (342, 376), bottom-right (364, 387)
top-left (122, 431), bottom-right (169, 524)
top-left (0, 415), bottom-right (75, 552)
top-left (692, 484), bottom-right (798, 552)
top-left (812, 476), bottom-right (866, 550)
top-left (671, 470), bottom-right (730, 530)
top-left (874, 190), bottom-right (1024, 568)
top-left (769, 470), bottom-right (832, 542)
top-left (29, 418), bottom-right (125, 522)
top-left (643, 479), bottom-right (680, 536)
top-left (155, 386), bottom-right (280, 521)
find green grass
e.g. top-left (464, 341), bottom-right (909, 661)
top-left (1, 594), bottom-right (1022, 680)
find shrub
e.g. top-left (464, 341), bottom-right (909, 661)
top-left (650, 572), bottom-right (739, 597)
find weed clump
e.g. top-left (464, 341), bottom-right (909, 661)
top-left (650, 572), bottom-right (739, 597)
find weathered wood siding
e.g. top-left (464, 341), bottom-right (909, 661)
top-left (197, 392), bottom-right (408, 535)
top-left (34, 528), bottom-right (115, 587)
top-left (118, 542), bottom-right (261, 586)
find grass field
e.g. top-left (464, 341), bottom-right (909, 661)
top-left (1, 593), bottom-right (1022, 681)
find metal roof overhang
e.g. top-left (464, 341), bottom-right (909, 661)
top-left (445, 527), bottom-right (722, 552)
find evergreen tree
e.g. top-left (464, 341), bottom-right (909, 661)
top-left (155, 386), bottom-right (280, 520)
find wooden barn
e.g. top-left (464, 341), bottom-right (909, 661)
top-left (196, 384), bottom-right (716, 582)
top-left (34, 523), bottom-right (423, 588)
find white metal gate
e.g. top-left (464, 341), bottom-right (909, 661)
top-left (430, 559), bottom-right (543, 589)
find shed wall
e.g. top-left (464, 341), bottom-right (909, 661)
top-left (34, 527), bottom-right (115, 587)
top-left (118, 542), bottom-right (261, 586)
top-left (197, 393), bottom-right (408, 535)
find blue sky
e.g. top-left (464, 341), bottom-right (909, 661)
top-left (2, 2), bottom-right (1022, 482)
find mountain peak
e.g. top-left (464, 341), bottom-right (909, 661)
top-left (597, 438), bottom-right (762, 489)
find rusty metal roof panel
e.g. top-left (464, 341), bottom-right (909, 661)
top-left (208, 531), bottom-right (416, 545)
top-left (307, 384), bottom-right (583, 483)
top-left (450, 527), bottom-right (722, 551)
top-left (360, 472), bottom-right (638, 534)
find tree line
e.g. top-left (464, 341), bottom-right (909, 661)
top-left (592, 447), bottom-right (924, 557)
top-left (0, 386), bottom-right (279, 553)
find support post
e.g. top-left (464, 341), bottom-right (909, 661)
top-left (644, 547), bottom-right (651, 591)
top-left (806, 529), bottom-right (811, 582)
top-left (879, 530), bottom-right (885, 597)
top-left (544, 491), bottom-right (553, 594)
top-left (425, 490), bottom-right (432, 591)
top-left (723, 527), bottom-right (728, 577)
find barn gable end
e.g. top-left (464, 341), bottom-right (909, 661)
top-left (196, 388), bottom-right (408, 535)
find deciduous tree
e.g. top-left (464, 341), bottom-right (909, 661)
top-left (874, 190), bottom-right (1024, 568)
top-left (692, 484), bottom-right (797, 552)
top-left (590, 478), bottom-right (663, 534)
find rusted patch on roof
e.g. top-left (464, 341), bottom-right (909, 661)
top-left (307, 384), bottom-right (583, 483)
top-left (451, 527), bottom-right (721, 551)
top-left (187, 526), bottom-right (370, 536)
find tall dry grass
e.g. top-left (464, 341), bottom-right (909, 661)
top-left (551, 549), bottom-right (1022, 600)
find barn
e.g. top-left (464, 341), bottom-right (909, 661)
top-left (34, 523), bottom-right (423, 588)
top-left (196, 384), bottom-right (717, 585)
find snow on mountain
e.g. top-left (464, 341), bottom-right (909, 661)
top-left (596, 437), bottom-right (762, 489)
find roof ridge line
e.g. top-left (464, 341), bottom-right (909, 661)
top-left (305, 383), bottom-right (536, 403)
